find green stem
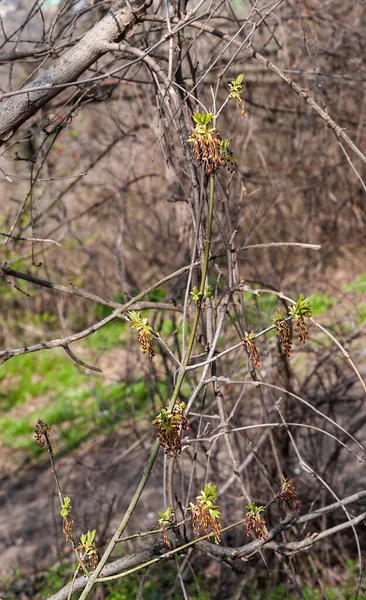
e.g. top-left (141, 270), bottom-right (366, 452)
top-left (200, 174), bottom-right (214, 296)
top-left (78, 175), bottom-right (215, 599)
top-left (45, 433), bottom-right (90, 579)
top-left (168, 173), bottom-right (214, 408)
top-left (78, 439), bottom-right (160, 599)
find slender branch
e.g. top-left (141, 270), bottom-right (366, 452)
top-left (144, 15), bottom-right (366, 167)
top-left (205, 377), bottom-right (365, 452)
top-left (241, 242), bottom-right (321, 251)
top-left (311, 319), bottom-right (366, 394)
top-left (47, 543), bottom-right (167, 600)
top-left (2, 265), bottom-right (181, 314)
top-left (0, 0), bottom-right (153, 142)
top-left (186, 421), bottom-right (364, 463)
top-left (0, 262), bottom-right (196, 363)
top-left (48, 491), bottom-right (366, 600)
top-left (0, 233), bottom-right (61, 245)
top-left (62, 344), bottom-right (102, 372)
top-left (76, 43), bottom-right (212, 599)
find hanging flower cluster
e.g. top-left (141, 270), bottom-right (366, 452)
top-left (189, 483), bottom-right (222, 544)
top-left (242, 332), bottom-right (260, 368)
top-left (158, 506), bottom-right (175, 548)
top-left (34, 419), bottom-right (52, 448)
top-left (245, 502), bottom-right (267, 540)
top-left (77, 529), bottom-right (99, 570)
top-left (188, 112), bottom-right (235, 175)
top-left (153, 401), bottom-right (189, 458)
top-left (274, 309), bottom-right (292, 357)
top-left (289, 295), bottom-right (313, 344)
top-left (275, 477), bottom-right (300, 511)
top-left (60, 496), bottom-right (74, 542)
top-left (228, 73), bottom-right (247, 117)
top-left (128, 310), bottom-right (155, 358)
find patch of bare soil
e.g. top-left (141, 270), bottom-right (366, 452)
top-left (0, 428), bottom-right (165, 583)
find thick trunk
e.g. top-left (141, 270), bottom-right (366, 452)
top-left (0, 0), bottom-right (151, 143)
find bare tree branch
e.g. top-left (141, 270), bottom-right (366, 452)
top-left (47, 491), bottom-right (366, 600)
top-left (0, 0), bottom-right (152, 142)
top-left (2, 265), bottom-right (182, 313)
top-left (144, 15), bottom-right (366, 167)
top-left (47, 542), bottom-right (167, 600)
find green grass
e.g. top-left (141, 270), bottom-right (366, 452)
top-left (310, 292), bottom-right (336, 315)
top-left (0, 350), bottom-right (85, 411)
top-left (343, 272), bottom-right (366, 294)
top-left (0, 354), bottom-right (91, 453)
top-left (356, 303), bottom-right (366, 325)
top-left (87, 320), bottom-right (126, 350)
top-left (0, 345), bottom-right (168, 456)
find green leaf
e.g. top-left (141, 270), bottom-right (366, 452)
top-left (87, 529), bottom-right (96, 545)
top-left (60, 496), bottom-right (72, 517)
top-left (158, 506), bottom-right (173, 524)
top-left (201, 483), bottom-right (217, 502)
top-left (190, 285), bottom-right (203, 303)
top-left (192, 112), bottom-right (214, 126)
top-left (290, 295), bottom-right (313, 318)
top-left (127, 310), bottom-right (142, 326)
top-left (204, 112), bottom-right (214, 125)
top-left (246, 501), bottom-right (264, 514)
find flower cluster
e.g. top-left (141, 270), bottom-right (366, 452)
top-left (274, 310), bottom-right (292, 357)
top-left (34, 419), bottom-right (52, 448)
top-left (293, 316), bottom-right (308, 344)
top-left (228, 73), bottom-right (247, 117)
top-left (189, 483), bottom-right (222, 544)
top-left (275, 477), bottom-right (300, 511)
top-left (188, 112), bottom-right (235, 175)
top-left (60, 497), bottom-right (74, 542)
top-left (77, 529), bottom-right (99, 570)
top-left (245, 502), bottom-right (267, 540)
top-left (128, 310), bottom-right (155, 358)
top-left (153, 401), bottom-right (189, 458)
top-left (242, 332), bottom-right (260, 368)
top-left (289, 295), bottom-right (313, 344)
top-left (190, 284), bottom-right (214, 310)
top-left (158, 506), bottom-right (174, 548)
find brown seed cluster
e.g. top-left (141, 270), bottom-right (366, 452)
top-left (77, 544), bottom-right (99, 570)
top-left (62, 515), bottom-right (74, 542)
top-left (128, 311), bottom-right (155, 359)
top-left (234, 96), bottom-right (247, 118)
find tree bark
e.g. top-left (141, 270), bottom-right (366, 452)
top-left (0, 0), bottom-right (152, 143)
